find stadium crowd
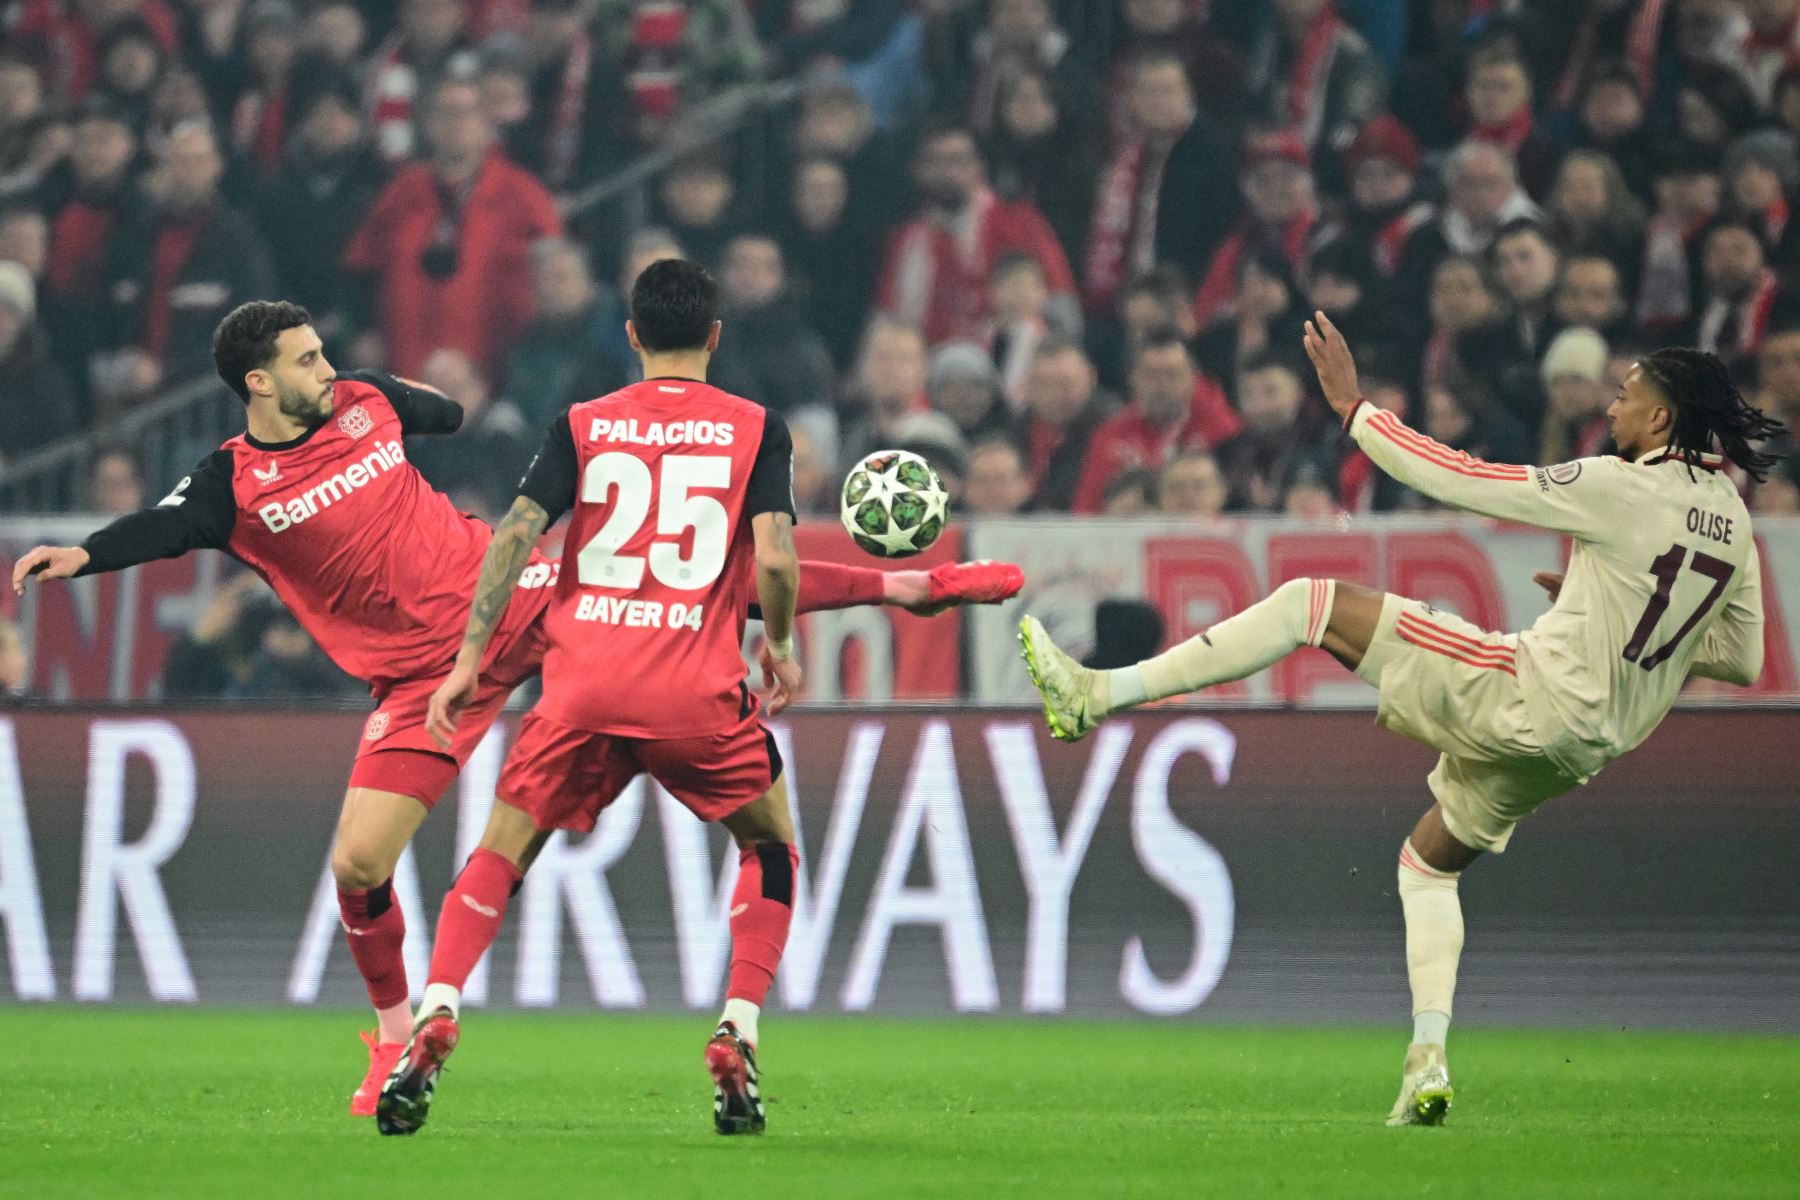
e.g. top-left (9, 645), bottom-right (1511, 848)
top-left (5, 0), bottom-right (1800, 696)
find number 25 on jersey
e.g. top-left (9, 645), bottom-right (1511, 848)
top-left (576, 453), bottom-right (730, 591)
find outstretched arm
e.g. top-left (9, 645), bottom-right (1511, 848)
top-left (1305, 313), bottom-right (1616, 539)
top-left (12, 450), bottom-right (237, 594)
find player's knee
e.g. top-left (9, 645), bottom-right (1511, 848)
top-left (331, 840), bottom-right (397, 890)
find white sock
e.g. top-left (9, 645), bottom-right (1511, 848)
top-left (376, 1000), bottom-right (413, 1045)
top-left (1397, 839), bottom-right (1463, 1043)
top-left (419, 981), bottom-right (462, 1023)
top-left (1108, 578), bottom-right (1334, 710)
top-left (1413, 1010), bottom-right (1450, 1048)
top-left (721, 997), bottom-right (760, 1048)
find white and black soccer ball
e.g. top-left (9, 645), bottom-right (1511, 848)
top-left (839, 449), bottom-right (949, 559)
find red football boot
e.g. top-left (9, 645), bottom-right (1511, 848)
top-left (916, 560), bottom-right (1025, 615)
top-left (705, 1021), bottom-right (765, 1135)
top-left (375, 1008), bottom-right (460, 1135)
top-left (351, 1030), bottom-right (406, 1117)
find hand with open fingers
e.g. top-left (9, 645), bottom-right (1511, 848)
top-left (11, 545), bottom-right (89, 595)
top-left (425, 661), bottom-right (481, 749)
top-left (1301, 310), bottom-right (1362, 421)
top-left (1533, 571), bottom-right (1565, 603)
top-left (759, 643), bottom-right (803, 716)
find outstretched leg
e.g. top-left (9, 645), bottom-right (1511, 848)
top-left (1020, 579), bottom-right (1389, 740)
top-left (1390, 804), bottom-right (1480, 1127)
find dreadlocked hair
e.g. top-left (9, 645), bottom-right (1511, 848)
top-left (1639, 348), bottom-right (1789, 482)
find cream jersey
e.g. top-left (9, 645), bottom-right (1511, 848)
top-left (1349, 404), bottom-right (1765, 779)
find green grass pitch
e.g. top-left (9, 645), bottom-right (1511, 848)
top-left (3, 1009), bottom-right (1794, 1198)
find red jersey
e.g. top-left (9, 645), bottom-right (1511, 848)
top-left (517, 378), bottom-right (795, 738)
top-left (1071, 380), bottom-right (1243, 513)
top-left (76, 372), bottom-right (549, 690)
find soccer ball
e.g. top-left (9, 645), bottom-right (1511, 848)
top-left (839, 450), bottom-right (949, 558)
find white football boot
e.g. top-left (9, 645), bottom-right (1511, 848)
top-left (1386, 1042), bottom-right (1453, 1127)
top-left (1018, 616), bottom-right (1102, 742)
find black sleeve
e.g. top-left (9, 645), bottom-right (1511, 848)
top-left (338, 369), bottom-right (464, 435)
top-left (744, 411), bottom-right (797, 521)
top-left (516, 409), bottom-right (579, 524)
top-left (77, 450), bottom-right (238, 575)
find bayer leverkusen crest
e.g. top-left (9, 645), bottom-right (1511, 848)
top-left (338, 407), bottom-right (373, 439)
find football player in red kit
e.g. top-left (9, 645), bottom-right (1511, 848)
top-left (376, 261), bottom-right (807, 1137)
top-left (11, 301), bottom-right (1022, 1117)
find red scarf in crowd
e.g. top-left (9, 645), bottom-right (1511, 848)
top-left (144, 212), bottom-right (206, 363)
top-left (232, 87), bottom-right (289, 175)
top-left (1762, 196), bottom-right (1791, 245)
top-left (1084, 137), bottom-right (1172, 313)
top-left (1371, 201), bottom-right (1435, 275)
top-left (1286, 5), bottom-right (1349, 146)
top-left (544, 31), bottom-right (592, 186)
top-left (1699, 269), bottom-right (1781, 357)
top-left (1555, 0), bottom-right (1671, 106)
top-left (1470, 107), bottom-right (1534, 155)
top-left (366, 35), bottom-right (419, 163)
top-left (1191, 210), bottom-right (1316, 327)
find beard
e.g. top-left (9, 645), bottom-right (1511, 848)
top-left (278, 381), bottom-right (335, 428)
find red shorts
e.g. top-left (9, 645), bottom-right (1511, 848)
top-left (497, 708), bottom-right (783, 832)
top-left (347, 579), bottom-right (555, 806)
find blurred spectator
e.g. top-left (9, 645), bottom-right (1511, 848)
top-left (1107, 0), bottom-right (1245, 131)
top-left (1217, 351), bottom-right (1332, 512)
top-left (9, 0), bottom-right (181, 104)
top-left (1692, 219), bottom-right (1783, 367)
top-left (842, 318), bottom-right (929, 463)
top-left (1726, 0), bottom-right (1800, 108)
top-left (229, 1), bottom-right (301, 178)
top-left (1395, 141), bottom-right (1538, 317)
top-left (344, 77), bottom-right (562, 377)
top-left (0, 260), bottom-right (77, 462)
top-left (986, 66), bottom-right (1101, 271)
top-left (1546, 150), bottom-right (1647, 289)
top-left (889, 408), bottom-right (969, 499)
top-left (755, 0), bottom-right (909, 81)
top-left (1329, 114), bottom-right (1432, 279)
top-left (1244, 0), bottom-right (1384, 156)
top-left (1756, 315), bottom-right (1800, 431)
top-left (231, 608), bottom-right (364, 699)
top-left (1752, 454), bottom-right (1800, 513)
top-left (1419, 382), bottom-right (1531, 481)
top-left (964, 436), bottom-right (1031, 515)
top-left (928, 340), bottom-right (1015, 443)
top-left (781, 155), bottom-right (878, 368)
top-left (87, 442), bottom-right (145, 512)
top-left (1072, 330), bottom-right (1240, 513)
top-left (1335, 348), bottom-right (1415, 511)
top-left (592, 0), bottom-right (763, 148)
top-left (1636, 144), bottom-right (1722, 336)
top-left (875, 122), bottom-right (1075, 346)
top-left (257, 75), bottom-right (383, 337)
top-left (986, 252), bottom-right (1052, 406)
top-left (0, 55), bottom-right (53, 197)
top-left (1192, 131), bottom-right (1319, 329)
top-left (143, 64), bottom-right (211, 156)
top-left (366, 0), bottom-right (480, 163)
top-left (1092, 264), bottom-right (1197, 391)
top-left (100, 119), bottom-right (275, 403)
top-left (1303, 237), bottom-right (1382, 349)
top-left (1421, 254), bottom-right (1503, 393)
top-left (1085, 50), bottom-right (1236, 317)
top-left (1283, 460), bottom-right (1338, 518)
top-left (1568, 59), bottom-right (1654, 206)
top-left (94, 19), bottom-right (166, 131)
top-left (656, 147), bottom-right (741, 269)
top-left (1553, 255), bottom-right (1632, 343)
top-left (788, 81), bottom-right (908, 233)
top-left (1462, 43), bottom-right (1555, 202)
top-left (1677, 61), bottom-right (1762, 162)
top-left (408, 346), bottom-right (537, 515)
top-left (788, 420), bottom-right (834, 517)
top-left (302, 2), bottom-right (369, 72)
top-left (1460, 220), bottom-right (1563, 429)
top-left (1019, 336), bottom-right (1112, 511)
top-left (709, 232), bottom-right (836, 417)
top-left (41, 98), bottom-right (137, 406)
top-left (496, 0), bottom-right (629, 190)
top-left (0, 617), bottom-right (29, 698)
top-left (503, 237), bottom-right (628, 423)
top-left (1100, 466), bottom-right (1156, 515)
top-left (0, 202), bottom-right (48, 283)
top-left (1194, 246), bottom-right (1312, 387)
top-left (1538, 327), bottom-right (1613, 464)
top-left (953, 0), bottom-right (1092, 138)
top-left (1156, 448), bottom-right (1226, 519)
top-left (1722, 130), bottom-right (1800, 277)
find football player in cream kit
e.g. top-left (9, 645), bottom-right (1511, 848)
top-left (1020, 313), bottom-right (1785, 1126)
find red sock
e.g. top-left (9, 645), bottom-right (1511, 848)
top-left (337, 879), bottom-right (408, 1010)
top-left (796, 560), bottom-right (885, 613)
top-left (426, 849), bottom-right (522, 989)
top-left (728, 843), bottom-right (798, 1005)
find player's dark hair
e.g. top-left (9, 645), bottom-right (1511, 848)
top-left (212, 300), bottom-right (313, 403)
top-left (1639, 348), bottom-right (1789, 482)
top-left (629, 258), bottom-right (718, 352)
